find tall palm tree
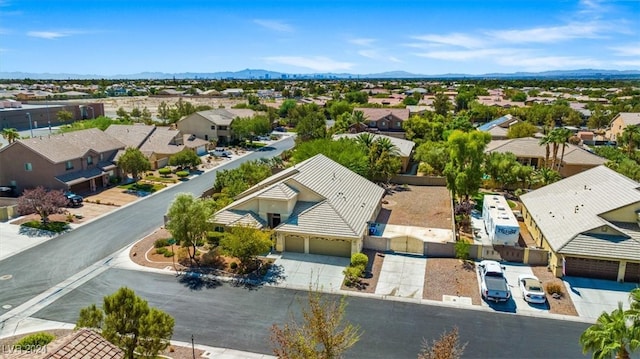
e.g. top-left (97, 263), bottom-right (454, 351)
top-left (533, 167), bottom-right (562, 186)
top-left (373, 137), bottom-right (400, 156)
top-left (620, 125), bottom-right (640, 156)
top-left (1, 128), bottom-right (19, 144)
top-left (580, 303), bottom-right (640, 359)
top-left (538, 133), bottom-right (552, 169)
top-left (555, 128), bottom-right (573, 172)
top-left (355, 132), bottom-right (376, 148)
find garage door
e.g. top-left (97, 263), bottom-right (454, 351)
top-left (390, 236), bottom-right (424, 255)
top-left (309, 237), bottom-right (351, 257)
top-left (625, 262), bottom-right (640, 283)
top-left (156, 157), bottom-right (169, 170)
top-left (71, 180), bottom-right (91, 194)
top-left (564, 257), bottom-right (619, 281)
top-left (285, 236), bottom-right (304, 253)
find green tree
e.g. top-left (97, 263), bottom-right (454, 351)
top-left (533, 167), bottom-right (562, 186)
top-left (279, 99), bottom-right (298, 118)
top-left (328, 101), bottom-right (354, 121)
top-left (1, 128), bottom-right (19, 143)
top-left (433, 92), bottom-right (451, 116)
top-left (16, 186), bottom-right (68, 225)
top-left (220, 225), bottom-right (273, 270)
top-left (554, 128), bottom-right (573, 171)
top-left (166, 193), bottom-right (212, 265)
top-left (56, 109), bottom-right (74, 123)
top-left (619, 125), bottom-right (640, 156)
top-left (510, 91), bottom-right (527, 102)
top-left (157, 101), bottom-right (170, 124)
top-left (231, 115), bottom-right (271, 142)
top-left (418, 327), bottom-right (466, 359)
top-left (293, 138), bottom-right (368, 177)
top-left (116, 107), bottom-right (130, 121)
top-left (455, 92), bottom-right (475, 112)
top-left (403, 114), bottom-right (446, 143)
top-left (141, 107), bottom-right (153, 124)
top-left (168, 149), bottom-right (202, 168)
top-left (507, 122), bottom-right (538, 139)
top-left (130, 107), bottom-right (142, 120)
top-left (214, 160), bottom-right (273, 197)
top-left (344, 91), bottom-right (368, 104)
top-left (75, 287), bottom-right (175, 359)
top-left (415, 141), bottom-right (449, 176)
top-left (117, 147), bottom-right (151, 180)
top-left (295, 111), bottom-right (327, 142)
top-left (580, 303), bottom-right (639, 359)
top-left (443, 130), bottom-right (491, 201)
top-left (539, 132), bottom-right (552, 169)
top-left (271, 287), bottom-right (362, 359)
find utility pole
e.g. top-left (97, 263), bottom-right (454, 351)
top-left (191, 334), bottom-right (195, 359)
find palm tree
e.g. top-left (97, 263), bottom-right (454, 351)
top-left (580, 303), bottom-right (640, 359)
top-left (629, 288), bottom-right (640, 322)
top-left (555, 128), bottom-right (573, 172)
top-left (620, 125), bottom-right (640, 156)
top-left (373, 137), bottom-right (400, 156)
top-left (539, 133), bottom-right (552, 169)
top-left (355, 132), bottom-right (376, 148)
top-left (533, 167), bottom-right (562, 186)
top-left (1, 128), bottom-right (19, 144)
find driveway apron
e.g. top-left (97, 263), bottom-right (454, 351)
top-left (375, 253), bottom-right (426, 299)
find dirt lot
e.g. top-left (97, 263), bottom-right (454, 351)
top-left (424, 258), bottom-right (482, 305)
top-left (376, 185), bottom-right (452, 229)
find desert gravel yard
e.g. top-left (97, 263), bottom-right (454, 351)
top-left (376, 185), bottom-right (452, 229)
top-left (423, 258), bottom-right (482, 305)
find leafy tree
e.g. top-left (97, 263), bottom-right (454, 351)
top-left (455, 92), bottom-right (475, 112)
top-left (116, 107), bottom-right (130, 121)
top-left (157, 101), bottom-right (170, 124)
top-left (533, 167), bottom-right (562, 186)
top-left (56, 109), bottom-right (73, 123)
top-left (443, 130), bottom-right (491, 201)
top-left (403, 114), bottom-right (446, 143)
top-left (166, 193), bottom-right (212, 265)
top-left (117, 147), bottom-right (151, 180)
top-left (168, 149), bottom-right (201, 168)
top-left (295, 110), bottom-right (327, 142)
top-left (368, 140), bottom-right (401, 182)
top-left (328, 101), bottom-right (353, 121)
top-left (580, 303), bottom-right (639, 359)
top-left (75, 287), bottom-right (175, 359)
top-left (510, 91), bottom-right (527, 102)
top-left (507, 122), bottom-right (538, 139)
top-left (141, 107), bottom-right (153, 124)
top-left (333, 110), bottom-right (366, 134)
top-left (415, 141), bottom-right (449, 175)
top-left (1, 128), bottom-right (19, 143)
top-left (418, 327), bottom-right (466, 359)
top-left (293, 138), bottom-right (368, 177)
top-left (130, 107), bottom-right (142, 120)
top-left (213, 160), bottom-right (273, 197)
top-left (279, 99), bottom-right (298, 118)
top-left (587, 106), bottom-right (611, 129)
top-left (433, 92), bottom-right (451, 116)
top-left (17, 186), bottom-right (68, 225)
top-left (271, 287), bottom-right (362, 359)
top-left (445, 114), bottom-right (474, 133)
top-left (220, 225), bottom-right (273, 270)
top-left (619, 125), bottom-right (640, 156)
top-left (231, 115), bottom-right (271, 142)
top-left (344, 91), bottom-right (368, 104)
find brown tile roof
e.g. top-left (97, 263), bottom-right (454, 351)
top-left (104, 124), bottom-right (155, 148)
top-left (354, 108), bottom-right (410, 122)
top-left (190, 108), bottom-right (256, 126)
top-left (12, 128), bottom-right (125, 164)
top-left (485, 137), bottom-right (606, 166)
top-left (6, 329), bottom-right (123, 359)
top-left (139, 126), bottom-right (184, 155)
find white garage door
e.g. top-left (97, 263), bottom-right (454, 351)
top-left (285, 235), bottom-right (305, 253)
top-left (309, 237), bottom-right (351, 257)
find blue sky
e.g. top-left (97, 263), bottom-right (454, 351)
top-left (0, 0), bottom-right (638, 75)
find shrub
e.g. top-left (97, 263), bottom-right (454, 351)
top-left (14, 332), bottom-right (55, 349)
top-left (158, 168), bottom-right (172, 177)
top-left (350, 253), bottom-right (368, 269)
top-left (229, 262), bottom-right (238, 270)
top-left (343, 266), bottom-right (363, 286)
top-left (454, 240), bottom-right (471, 260)
top-left (154, 238), bottom-right (171, 248)
top-left (545, 282), bottom-right (564, 296)
top-left (163, 250), bottom-right (174, 258)
top-left (156, 247), bottom-right (168, 255)
top-left (21, 220), bottom-right (69, 233)
top-left (200, 248), bottom-right (223, 268)
top-left (206, 231), bottom-right (225, 246)
top-left (95, 199), bottom-right (101, 204)
top-left (176, 171), bottom-right (189, 178)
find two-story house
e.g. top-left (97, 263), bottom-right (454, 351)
top-left (350, 108), bottom-right (410, 138)
top-left (0, 128), bottom-right (124, 193)
top-left (178, 109), bottom-right (255, 145)
top-left (608, 112), bottom-right (640, 142)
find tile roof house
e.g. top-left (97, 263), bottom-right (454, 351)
top-left (177, 109), bottom-right (255, 145)
top-left (520, 166), bottom-right (640, 282)
top-left (332, 133), bottom-right (415, 173)
top-left (6, 329), bottom-right (124, 358)
top-left (351, 108), bottom-right (410, 139)
top-left (608, 112), bottom-right (640, 142)
top-left (477, 114), bottom-right (520, 140)
top-left (485, 137), bottom-right (606, 177)
top-left (0, 128), bottom-right (124, 194)
top-left (211, 154), bottom-right (385, 257)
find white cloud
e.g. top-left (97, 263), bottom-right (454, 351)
top-left (357, 49), bottom-right (402, 63)
top-left (613, 59), bottom-right (640, 67)
top-left (411, 33), bottom-right (485, 49)
top-left (264, 56), bottom-right (353, 72)
top-left (349, 38), bottom-right (376, 46)
top-left (495, 55), bottom-right (602, 71)
top-left (253, 19), bottom-right (293, 33)
top-left (610, 44), bottom-right (640, 57)
top-left (414, 48), bottom-right (516, 61)
top-left (486, 22), bottom-right (606, 43)
top-left (27, 31), bottom-right (73, 39)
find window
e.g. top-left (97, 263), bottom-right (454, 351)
top-left (214, 226), bottom-right (224, 233)
top-left (396, 121), bottom-right (402, 128)
top-left (24, 163), bottom-right (32, 171)
top-left (210, 125), bottom-right (216, 130)
top-left (268, 213), bottom-right (281, 228)
top-left (87, 156), bottom-right (93, 165)
top-left (381, 121), bottom-right (386, 127)
top-left (218, 125), bottom-right (228, 131)
top-left (99, 153), bottom-right (104, 161)
top-left (369, 121), bottom-right (376, 127)
top-left (66, 161), bottom-right (74, 170)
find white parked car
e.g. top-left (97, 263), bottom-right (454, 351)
top-left (518, 274), bottom-right (546, 304)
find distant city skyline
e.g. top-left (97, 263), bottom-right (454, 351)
top-left (0, 0), bottom-right (638, 76)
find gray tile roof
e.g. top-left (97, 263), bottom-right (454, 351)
top-left (332, 133), bottom-right (415, 157)
top-left (13, 128), bottom-right (124, 163)
top-left (611, 112), bottom-right (640, 126)
top-left (561, 232), bottom-right (640, 261)
top-left (191, 108), bottom-right (255, 126)
top-left (104, 124), bottom-right (155, 148)
top-left (214, 210), bottom-right (266, 228)
top-left (520, 165), bottom-right (640, 255)
top-left (354, 107), bottom-right (410, 122)
top-left (485, 137), bottom-right (606, 166)
top-left (214, 154), bottom-right (385, 239)
top-left (258, 183), bottom-right (298, 200)
top-left (55, 167), bottom-right (105, 186)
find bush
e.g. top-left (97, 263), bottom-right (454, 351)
top-left (21, 220), bottom-right (69, 233)
top-left (154, 238), bottom-right (171, 248)
top-left (156, 247), bottom-right (168, 255)
top-left (206, 231), bottom-right (225, 246)
top-left (158, 168), bottom-right (172, 177)
top-left (546, 282), bottom-right (564, 296)
top-left (163, 250), bottom-right (174, 258)
top-left (14, 332), bottom-right (55, 349)
top-left (350, 253), bottom-right (368, 269)
top-left (200, 248), bottom-right (223, 268)
top-left (343, 266), bottom-right (363, 286)
top-left (176, 171), bottom-right (189, 178)
top-left (229, 262), bottom-right (238, 270)
top-left (455, 240), bottom-right (471, 260)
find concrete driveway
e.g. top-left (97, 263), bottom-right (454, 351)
top-left (375, 253), bottom-right (426, 299)
top-left (267, 252), bottom-right (349, 292)
top-left (563, 276), bottom-right (639, 321)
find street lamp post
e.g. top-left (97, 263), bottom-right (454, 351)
top-left (26, 112), bottom-right (33, 138)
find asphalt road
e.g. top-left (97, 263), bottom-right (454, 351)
top-left (33, 268), bottom-right (589, 359)
top-left (0, 136), bottom-right (295, 315)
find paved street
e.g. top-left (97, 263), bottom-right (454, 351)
top-left (32, 268), bottom-right (589, 359)
top-left (0, 136), bottom-right (295, 316)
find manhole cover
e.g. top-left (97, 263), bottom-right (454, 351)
top-left (0, 274), bottom-right (12, 281)
top-left (2, 304), bottom-right (12, 310)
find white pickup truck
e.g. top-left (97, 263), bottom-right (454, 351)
top-left (478, 260), bottom-right (511, 302)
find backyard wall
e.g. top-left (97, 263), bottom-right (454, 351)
top-left (390, 174), bottom-right (446, 186)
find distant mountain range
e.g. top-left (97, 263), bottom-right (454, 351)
top-left (1, 68), bottom-right (639, 80)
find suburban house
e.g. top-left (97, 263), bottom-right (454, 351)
top-left (4, 329), bottom-right (124, 359)
top-left (177, 108), bottom-right (255, 145)
top-left (332, 133), bottom-right (416, 173)
top-left (520, 165), bottom-right (640, 282)
top-left (477, 114), bottom-right (519, 140)
top-left (211, 154), bottom-right (385, 258)
top-left (485, 137), bottom-right (606, 177)
top-left (105, 124), bottom-right (208, 169)
top-left (608, 112), bottom-right (640, 142)
top-left (350, 108), bottom-right (410, 138)
top-left (0, 128), bottom-right (124, 194)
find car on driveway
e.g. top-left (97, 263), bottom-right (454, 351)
top-left (64, 191), bottom-right (83, 207)
top-left (479, 260), bottom-right (511, 302)
top-left (518, 274), bottom-right (546, 304)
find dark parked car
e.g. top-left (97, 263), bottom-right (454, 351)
top-left (64, 191), bottom-right (83, 207)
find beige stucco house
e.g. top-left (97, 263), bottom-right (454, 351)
top-left (351, 108), bottom-right (410, 138)
top-left (521, 166), bottom-right (640, 282)
top-left (485, 137), bottom-right (606, 177)
top-left (0, 128), bottom-right (124, 193)
top-left (608, 112), bottom-right (640, 142)
top-left (177, 109), bottom-right (255, 145)
top-left (211, 154), bottom-right (385, 257)
top-left (332, 133), bottom-right (415, 173)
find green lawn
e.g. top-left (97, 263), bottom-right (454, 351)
top-left (118, 182), bottom-right (164, 193)
top-left (144, 175), bottom-right (178, 183)
top-left (22, 220), bottom-right (69, 233)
